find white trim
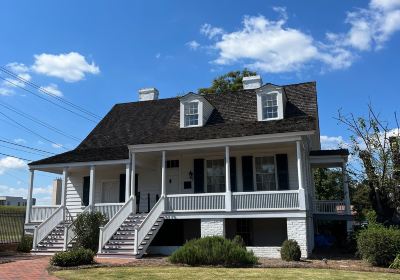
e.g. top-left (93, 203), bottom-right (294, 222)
top-left (100, 179), bottom-right (119, 203)
top-left (232, 190), bottom-right (298, 195)
top-left (166, 192), bottom-right (225, 198)
top-left (129, 131), bottom-right (313, 153)
top-left (30, 159), bottom-right (129, 170)
top-left (163, 210), bottom-right (307, 219)
top-left (256, 86), bottom-right (285, 122)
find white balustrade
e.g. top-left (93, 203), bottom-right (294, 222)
top-left (98, 197), bottom-right (134, 253)
top-left (135, 197), bottom-right (165, 254)
top-left (232, 191), bottom-right (299, 211)
top-left (63, 205), bottom-right (90, 250)
top-left (314, 200), bottom-right (346, 214)
top-left (33, 206), bottom-right (64, 250)
top-left (166, 193), bottom-right (225, 212)
top-left (94, 203), bottom-right (124, 220)
top-left (30, 206), bottom-right (59, 222)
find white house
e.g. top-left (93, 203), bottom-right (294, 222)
top-left (25, 76), bottom-right (352, 258)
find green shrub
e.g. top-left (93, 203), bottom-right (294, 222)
top-left (50, 247), bottom-right (95, 267)
top-left (169, 236), bottom-right (258, 266)
top-left (232, 235), bottom-right (246, 248)
top-left (73, 211), bottom-right (107, 252)
top-left (280, 239), bottom-right (301, 261)
top-left (17, 235), bottom-right (33, 252)
top-left (389, 254), bottom-right (400, 269)
top-left (357, 225), bottom-right (400, 267)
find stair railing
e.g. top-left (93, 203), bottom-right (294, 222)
top-left (32, 205), bottom-right (64, 250)
top-left (134, 196), bottom-right (165, 255)
top-left (63, 205), bottom-right (90, 250)
top-left (98, 196), bottom-right (134, 253)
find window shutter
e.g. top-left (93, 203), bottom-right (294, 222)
top-left (242, 156), bottom-right (254, 191)
top-left (276, 154), bottom-right (289, 190)
top-left (82, 176), bottom-right (90, 206)
top-left (119, 174), bottom-right (126, 203)
top-left (230, 157), bottom-right (237, 192)
top-left (194, 159), bottom-right (204, 193)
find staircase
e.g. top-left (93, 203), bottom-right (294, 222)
top-left (33, 221), bottom-right (72, 254)
top-left (98, 196), bottom-right (166, 258)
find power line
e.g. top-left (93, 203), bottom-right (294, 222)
top-left (0, 143), bottom-right (47, 157)
top-left (0, 66), bottom-right (101, 120)
top-left (2, 171), bottom-right (29, 185)
top-left (0, 101), bottom-right (81, 142)
top-left (0, 76), bottom-right (98, 123)
top-left (0, 110), bottom-right (68, 151)
top-left (0, 152), bottom-right (32, 162)
top-left (0, 138), bottom-right (55, 155)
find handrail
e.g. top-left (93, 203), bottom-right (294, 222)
top-left (135, 196), bottom-right (165, 254)
top-left (63, 205), bottom-right (90, 250)
top-left (98, 197), bottom-right (134, 253)
top-left (167, 192), bottom-right (226, 197)
top-left (32, 205), bottom-right (64, 250)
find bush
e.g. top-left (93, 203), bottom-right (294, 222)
top-left (280, 239), bottom-right (301, 261)
top-left (17, 235), bottom-right (33, 252)
top-left (389, 254), bottom-right (400, 269)
top-left (232, 235), bottom-right (246, 248)
top-left (357, 225), bottom-right (400, 267)
top-left (74, 211), bottom-right (107, 252)
top-left (169, 236), bottom-right (258, 266)
top-left (50, 247), bottom-right (95, 267)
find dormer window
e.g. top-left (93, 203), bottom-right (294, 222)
top-left (180, 93), bottom-right (214, 128)
top-left (262, 92), bottom-right (278, 119)
top-left (256, 85), bottom-right (286, 121)
top-left (184, 102), bottom-right (199, 126)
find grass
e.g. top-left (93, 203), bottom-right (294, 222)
top-left (53, 266), bottom-right (400, 280)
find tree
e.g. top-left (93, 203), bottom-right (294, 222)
top-left (313, 168), bottom-right (344, 200)
top-left (198, 69), bottom-right (257, 94)
top-left (337, 105), bottom-right (400, 224)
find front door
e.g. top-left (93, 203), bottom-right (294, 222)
top-left (101, 180), bottom-right (119, 203)
top-left (166, 160), bottom-right (180, 194)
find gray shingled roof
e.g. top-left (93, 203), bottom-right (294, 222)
top-left (29, 82), bottom-right (318, 166)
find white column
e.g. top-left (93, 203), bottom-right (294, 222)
top-left (125, 162), bottom-right (131, 202)
top-left (225, 146), bottom-right (232, 211)
top-left (296, 141), bottom-right (306, 210)
top-left (89, 165), bottom-right (95, 211)
top-left (25, 169), bottom-right (35, 224)
top-left (130, 152), bottom-right (136, 213)
top-left (161, 151), bottom-right (166, 197)
top-left (342, 161), bottom-right (353, 233)
top-left (61, 167), bottom-right (68, 222)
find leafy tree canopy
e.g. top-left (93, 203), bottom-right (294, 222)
top-left (198, 69), bottom-right (257, 94)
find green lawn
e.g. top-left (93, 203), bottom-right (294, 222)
top-left (53, 266), bottom-right (400, 280)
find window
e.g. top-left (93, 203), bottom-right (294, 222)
top-left (255, 156), bottom-right (276, 190)
top-left (184, 102), bottom-right (199, 126)
top-left (261, 92), bottom-right (278, 119)
top-left (166, 160), bottom-right (179, 168)
top-left (206, 159), bottom-right (225, 192)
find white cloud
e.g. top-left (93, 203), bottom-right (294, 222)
top-left (320, 135), bottom-right (347, 149)
top-left (200, 23), bottom-right (224, 39)
top-left (328, 0), bottom-right (400, 51)
top-left (0, 62), bottom-right (32, 95)
top-left (32, 52), bottom-right (100, 82)
top-left (186, 40), bottom-right (200, 50)
top-left (14, 138), bottom-right (26, 144)
top-left (0, 157), bottom-right (27, 175)
top-left (155, 53), bottom-right (161, 59)
top-left (0, 184), bottom-right (52, 205)
top-left (51, 143), bottom-right (63, 149)
top-left (39, 83), bottom-right (63, 97)
top-left (201, 1), bottom-right (400, 73)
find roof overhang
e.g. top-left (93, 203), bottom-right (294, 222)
top-left (309, 149), bottom-right (349, 168)
top-left (29, 159), bottom-right (130, 173)
top-left (129, 131), bottom-right (315, 153)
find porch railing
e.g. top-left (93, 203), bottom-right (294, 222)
top-left (98, 197), bottom-right (134, 253)
top-left (63, 205), bottom-right (91, 250)
top-left (94, 203), bottom-right (124, 220)
top-left (33, 206), bottom-right (64, 250)
top-left (166, 193), bottom-right (225, 212)
top-left (30, 206), bottom-right (59, 222)
top-left (232, 190), bottom-right (299, 211)
top-left (314, 200), bottom-right (346, 214)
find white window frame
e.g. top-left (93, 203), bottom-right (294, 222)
top-left (205, 158), bottom-right (226, 193)
top-left (180, 100), bottom-right (203, 128)
top-left (257, 90), bottom-right (284, 121)
top-left (252, 154), bottom-right (279, 191)
top-left (184, 101), bottom-right (199, 127)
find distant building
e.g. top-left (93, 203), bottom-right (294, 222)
top-left (0, 196), bottom-right (36, 206)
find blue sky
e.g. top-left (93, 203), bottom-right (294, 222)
top-left (0, 0), bottom-right (399, 204)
